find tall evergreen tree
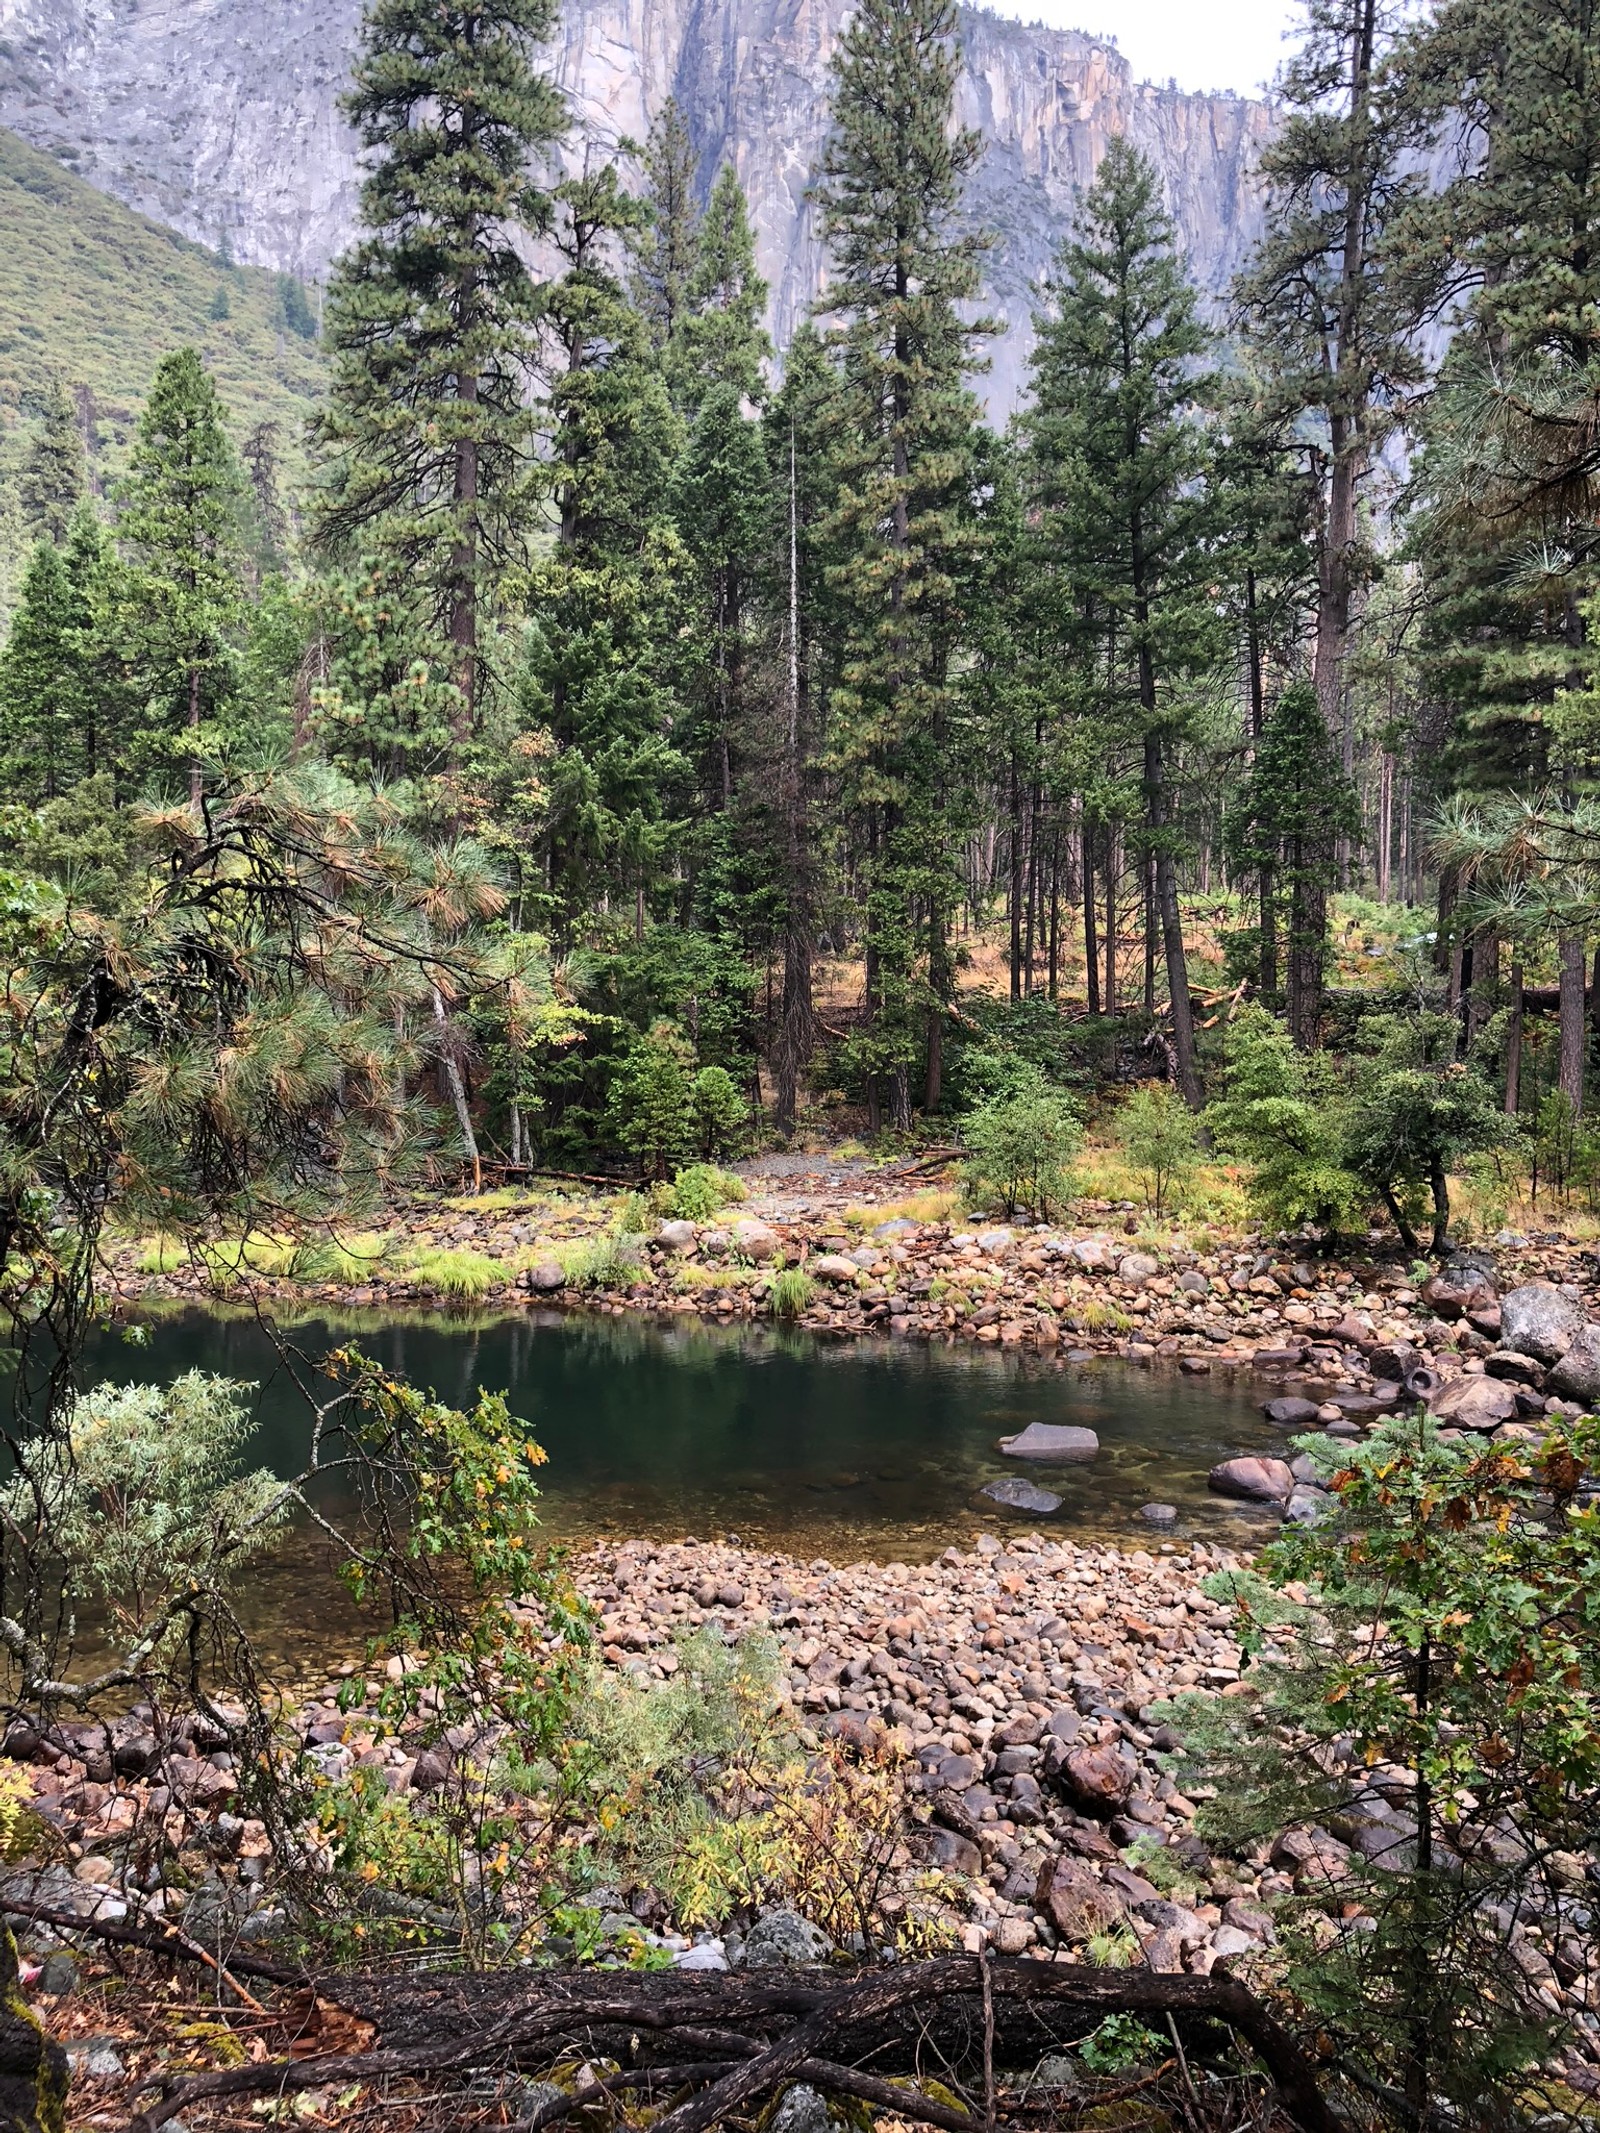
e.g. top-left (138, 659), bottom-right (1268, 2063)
top-left (632, 98), bottom-right (700, 351)
top-left (670, 164), bottom-right (771, 410)
top-left (0, 504), bottom-right (124, 800)
top-left (1239, 0), bottom-right (1422, 760)
top-left (312, 0), bottom-right (567, 738)
top-left (527, 164), bottom-right (690, 934)
top-left (116, 349), bottom-right (247, 805)
top-left (1025, 140), bottom-right (1217, 1102)
top-left (811, 0), bottom-right (990, 1130)
top-left (19, 378), bottom-right (86, 545)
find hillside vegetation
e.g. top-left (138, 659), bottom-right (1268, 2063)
top-left (0, 125), bottom-right (325, 613)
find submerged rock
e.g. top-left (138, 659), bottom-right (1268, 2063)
top-left (980, 1477), bottom-right (1064, 1515)
top-left (997, 1423), bottom-right (1099, 1462)
top-left (1208, 1456), bottom-right (1294, 1502)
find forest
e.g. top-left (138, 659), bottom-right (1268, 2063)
top-left (6, 0), bottom-right (1600, 1226)
top-left (0, 1), bottom-right (1598, 2129)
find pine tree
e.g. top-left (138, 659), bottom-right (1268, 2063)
top-left (811, 0), bottom-right (991, 1130)
top-left (1240, 0), bottom-right (1423, 757)
top-left (116, 348), bottom-right (247, 804)
top-left (632, 98), bottom-right (699, 350)
top-left (0, 503), bottom-right (123, 799)
top-left (1395, 0), bottom-right (1600, 789)
top-left (528, 164), bottom-right (691, 934)
top-left (312, 0), bottom-right (567, 738)
top-left (242, 421), bottom-right (291, 578)
top-left (1025, 140), bottom-right (1217, 1102)
top-left (1228, 681), bottom-right (1361, 1047)
top-left (670, 164), bottom-right (771, 410)
top-left (19, 377), bottom-right (86, 545)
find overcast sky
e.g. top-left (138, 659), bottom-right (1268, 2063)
top-left (989, 0), bottom-right (1301, 98)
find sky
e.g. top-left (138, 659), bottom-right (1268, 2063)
top-left (989, 0), bottom-right (1301, 98)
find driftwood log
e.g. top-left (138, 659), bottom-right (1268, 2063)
top-left (129, 1957), bottom-right (1340, 2133)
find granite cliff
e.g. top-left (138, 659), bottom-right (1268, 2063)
top-left (0, 0), bottom-right (1272, 409)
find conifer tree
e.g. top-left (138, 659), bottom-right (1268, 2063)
top-left (313, 0), bottom-right (566, 738)
top-left (1228, 681), bottom-right (1361, 1047)
top-left (528, 164), bottom-right (690, 934)
top-left (1026, 140), bottom-right (1216, 1102)
top-left (632, 98), bottom-right (700, 351)
top-left (116, 349), bottom-right (247, 805)
top-left (19, 378), bottom-right (86, 545)
top-left (0, 543), bottom-right (83, 800)
top-left (1240, 0), bottom-right (1422, 756)
top-left (811, 0), bottom-right (990, 1130)
top-left (670, 164), bottom-right (771, 410)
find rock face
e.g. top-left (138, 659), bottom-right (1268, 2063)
top-left (0, 0), bottom-right (1272, 413)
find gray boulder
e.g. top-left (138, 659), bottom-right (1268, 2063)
top-left (1284, 1485), bottom-right (1334, 1527)
top-left (997, 1423), bottom-right (1099, 1461)
top-left (657, 1220), bottom-right (698, 1254)
top-left (729, 1218), bottom-right (781, 1261)
top-left (1549, 1321), bottom-right (1600, 1404)
top-left (1262, 1396), bottom-right (1321, 1428)
top-left (980, 1476), bottom-right (1064, 1515)
top-left (742, 1907), bottom-right (829, 1968)
top-left (522, 1260), bottom-right (566, 1292)
top-left (1499, 1282), bottom-right (1585, 1364)
top-left (769, 2086), bottom-right (836, 2133)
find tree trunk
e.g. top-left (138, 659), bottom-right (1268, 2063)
top-left (1504, 964), bottom-right (1523, 1114)
top-left (1559, 931), bottom-right (1586, 1116)
top-left (925, 907), bottom-right (949, 1115)
top-left (1104, 822), bottom-right (1117, 1017)
top-left (188, 665), bottom-right (202, 810)
top-left (450, 369), bottom-right (479, 742)
top-left (1009, 755), bottom-right (1023, 1001)
top-left (1083, 815), bottom-right (1100, 1016)
top-left (433, 985), bottom-right (481, 1193)
top-left (1285, 838), bottom-right (1325, 1051)
top-left (1377, 750), bottom-right (1394, 903)
top-left (1145, 734), bottom-right (1200, 1104)
top-left (1259, 861), bottom-right (1278, 1000)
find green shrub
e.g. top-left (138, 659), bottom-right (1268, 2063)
top-left (668, 1164), bottom-right (744, 1221)
top-left (1117, 1081), bottom-right (1200, 1216)
top-left (962, 1067), bottom-right (1081, 1219)
top-left (561, 1234), bottom-right (641, 1290)
top-left (767, 1268), bottom-right (816, 1319)
top-left (688, 1067), bottom-right (748, 1161)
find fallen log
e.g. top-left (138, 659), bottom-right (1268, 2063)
top-left (133, 1955), bottom-right (1340, 2133)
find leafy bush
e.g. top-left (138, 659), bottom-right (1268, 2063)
top-left (962, 1067), bottom-right (1081, 1219)
top-left (560, 1233), bottom-right (642, 1290)
top-left (1116, 1081), bottom-right (1200, 1215)
top-left (667, 1163), bottom-right (745, 1221)
top-left (1166, 1410), bottom-right (1600, 2122)
top-left (3, 1374), bottom-right (285, 1654)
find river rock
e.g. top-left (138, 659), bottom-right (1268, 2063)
top-left (728, 1219), bottom-right (781, 1262)
top-left (1118, 1252), bottom-right (1160, 1283)
top-left (1208, 1456), bottom-right (1294, 1502)
top-left (1262, 1396), bottom-right (1321, 1428)
top-left (977, 1228), bottom-right (1016, 1256)
top-left (1499, 1282), bottom-right (1585, 1364)
top-left (1421, 1271), bottom-right (1496, 1322)
top-left (1284, 1485), bottom-right (1334, 1528)
top-left (1549, 1322), bottom-right (1600, 1402)
top-left (769, 2086), bottom-right (834, 2133)
top-left (809, 1255), bottom-right (860, 1284)
top-left (1483, 1349), bottom-right (1544, 1386)
top-left (1069, 1237), bottom-right (1117, 1270)
top-left (1137, 1503), bottom-right (1178, 1525)
top-left (1366, 1341), bottom-right (1419, 1385)
top-left (997, 1423), bottom-right (1099, 1462)
top-left (980, 1477), bottom-right (1064, 1515)
top-left (523, 1261), bottom-right (566, 1292)
top-left (743, 1907), bottom-right (829, 1968)
top-left (1036, 1855), bottom-right (1126, 1940)
top-left (657, 1221), bottom-right (698, 1254)
top-left (1427, 1374), bottom-right (1519, 1430)
top-left (1055, 1743), bottom-right (1135, 1815)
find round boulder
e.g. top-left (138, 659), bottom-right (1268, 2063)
top-left (1427, 1373), bottom-right (1519, 1430)
top-left (1208, 1456), bottom-right (1295, 1502)
top-left (1261, 1395), bottom-right (1321, 1428)
top-left (1549, 1321), bottom-right (1600, 1404)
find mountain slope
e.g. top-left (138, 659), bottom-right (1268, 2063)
top-left (0, 0), bottom-right (1271, 413)
top-left (0, 124), bottom-right (325, 607)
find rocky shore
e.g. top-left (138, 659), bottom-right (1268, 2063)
top-left (5, 1527), bottom-right (1596, 2097)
